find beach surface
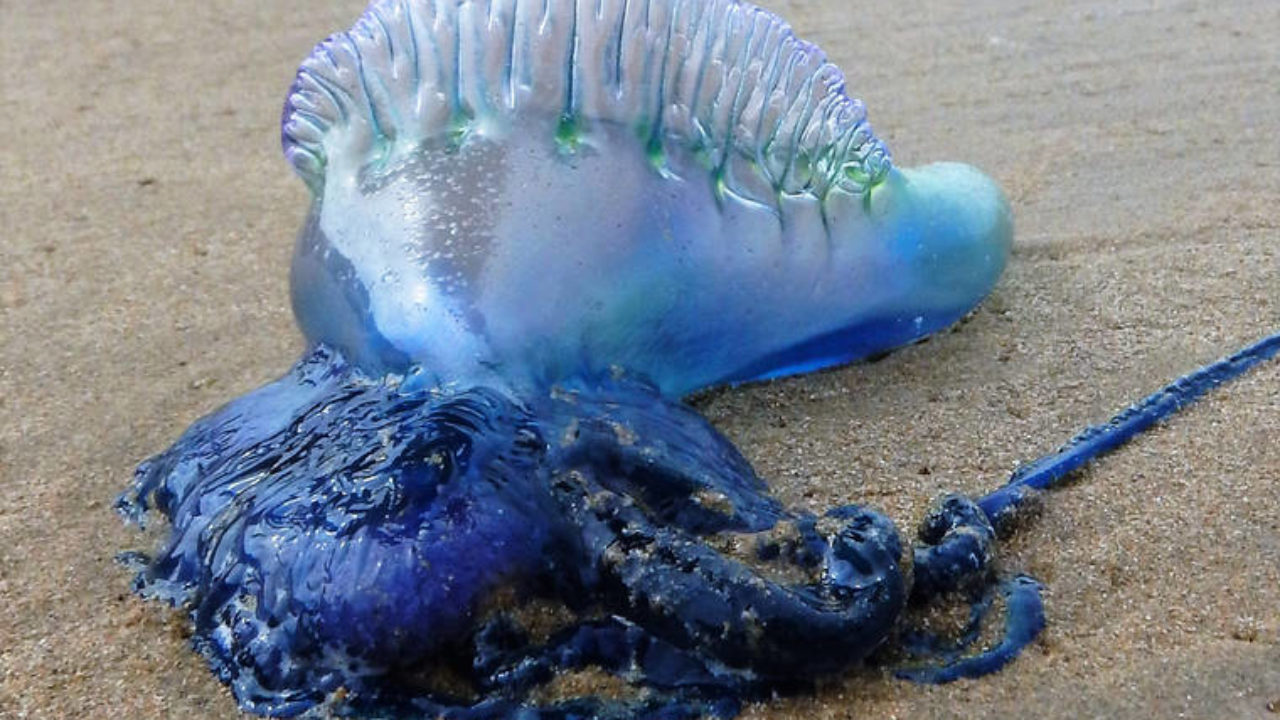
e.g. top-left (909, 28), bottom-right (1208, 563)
top-left (1, 0), bottom-right (1277, 717)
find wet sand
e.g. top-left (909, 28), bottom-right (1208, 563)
top-left (1, 0), bottom-right (1277, 717)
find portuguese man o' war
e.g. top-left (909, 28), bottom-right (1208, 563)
top-left (117, 0), bottom-right (1280, 717)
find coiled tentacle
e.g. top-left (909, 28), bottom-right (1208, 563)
top-left (560, 479), bottom-right (907, 678)
top-left (897, 330), bottom-right (1280, 685)
top-left (895, 493), bottom-right (1044, 684)
top-left (910, 494), bottom-right (996, 601)
top-left (538, 375), bottom-right (907, 678)
top-left (894, 576), bottom-right (1045, 684)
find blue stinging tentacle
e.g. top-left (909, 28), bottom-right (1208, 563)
top-left (894, 575), bottom-right (1045, 684)
top-left (910, 494), bottom-right (996, 602)
top-left (896, 330), bottom-right (1279, 686)
top-left (898, 592), bottom-right (994, 659)
top-left (543, 374), bottom-right (788, 535)
top-left (477, 616), bottom-right (752, 699)
top-left (558, 477), bottom-right (906, 678)
top-left (980, 330), bottom-right (1280, 522)
top-left (540, 375), bottom-right (909, 679)
top-left (117, 348), bottom-right (578, 714)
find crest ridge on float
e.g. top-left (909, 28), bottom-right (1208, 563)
top-left (282, 0), bottom-right (891, 200)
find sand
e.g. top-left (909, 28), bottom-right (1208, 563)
top-left (1, 0), bottom-right (1277, 717)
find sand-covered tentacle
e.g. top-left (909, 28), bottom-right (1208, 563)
top-left (554, 467), bottom-right (907, 678)
top-left (543, 373), bottom-right (788, 535)
top-left (895, 576), bottom-right (1046, 684)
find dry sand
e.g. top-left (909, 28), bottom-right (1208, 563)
top-left (2, 0), bottom-right (1277, 717)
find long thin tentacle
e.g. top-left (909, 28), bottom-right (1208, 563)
top-left (894, 575), bottom-right (1045, 683)
top-left (898, 330), bottom-right (1278, 685)
top-left (980, 329), bottom-right (1280, 522)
